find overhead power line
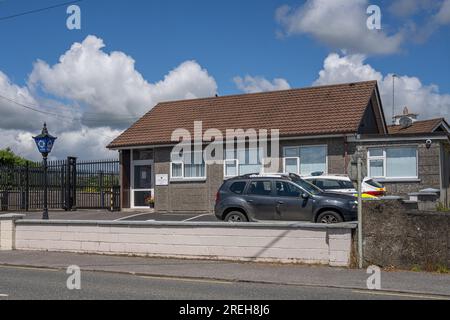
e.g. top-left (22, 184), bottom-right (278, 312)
top-left (0, 94), bottom-right (124, 141)
top-left (0, 93), bottom-right (141, 123)
top-left (4, 94), bottom-right (141, 119)
top-left (0, 0), bottom-right (84, 22)
top-left (0, 93), bottom-right (69, 118)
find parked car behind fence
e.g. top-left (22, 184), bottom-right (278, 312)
top-left (302, 174), bottom-right (386, 198)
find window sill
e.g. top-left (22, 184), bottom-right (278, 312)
top-left (170, 178), bottom-right (207, 183)
top-left (374, 178), bottom-right (421, 183)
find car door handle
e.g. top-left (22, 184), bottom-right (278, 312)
top-left (247, 200), bottom-right (254, 203)
top-left (277, 201), bottom-right (284, 205)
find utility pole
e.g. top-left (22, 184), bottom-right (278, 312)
top-left (357, 145), bottom-right (363, 269)
top-left (348, 136), bottom-right (365, 269)
top-left (392, 74), bottom-right (397, 125)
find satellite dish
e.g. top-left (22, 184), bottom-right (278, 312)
top-left (399, 116), bottom-right (413, 129)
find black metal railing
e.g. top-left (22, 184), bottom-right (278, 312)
top-left (0, 157), bottom-right (120, 212)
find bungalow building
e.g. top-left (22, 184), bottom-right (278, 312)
top-left (107, 81), bottom-right (450, 212)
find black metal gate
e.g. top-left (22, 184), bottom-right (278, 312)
top-left (0, 157), bottom-right (120, 212)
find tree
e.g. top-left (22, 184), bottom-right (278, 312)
top-left (0, 148), bottom-right (31, 166)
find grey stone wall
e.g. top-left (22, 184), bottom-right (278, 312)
top-left (362, 200), bottom-right (450, 270)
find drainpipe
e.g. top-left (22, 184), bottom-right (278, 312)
top-left (438, 143), bottom-right (447, 205)
top-left (344, 136), bottom-right (349, 174)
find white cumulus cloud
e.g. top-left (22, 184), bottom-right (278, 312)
top-left (388, 0), bottom-right (437, 17)
top-left (0, 71), bottom-right (49, 131)
top-left (275, 0), bottom-right (404, 55)
top-left (0, 127), bottom-right (121, 161)
top-left (234, 75), bottom-right (291, 93)
top-left (29, 35), bottom-right (218, 128)
top-left (314, 53), bottom-right (450, 122)
top-left (436, 0), bottom-right (450, 24)
top-left (1, 35), bottom-right (219, 160)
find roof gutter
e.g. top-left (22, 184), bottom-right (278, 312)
top-left (108, 133), bottom-right (354, 151)
top-left (347, 134), bottom-right (450, 143)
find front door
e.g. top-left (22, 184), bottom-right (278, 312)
top-left (274, 181), bottom-right (313, 221)
top-left (131, 163), bottom-right (153, 208)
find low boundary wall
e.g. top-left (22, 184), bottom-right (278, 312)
top-left (0, 215), bottom-right (356, 267)
top-left (363, 200), bottom-right (450, 270)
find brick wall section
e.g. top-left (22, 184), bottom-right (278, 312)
top-left (8, 220), bottom-right (355, 267)
top-left (154, 147), bottom-right (223, 213)
top-left (362, 200), bottom-right (450, 269)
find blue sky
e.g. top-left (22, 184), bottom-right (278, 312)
top-left (1, 0), bottom-right (448, 92)
top-left (0, 0), bottom-right (449, 159)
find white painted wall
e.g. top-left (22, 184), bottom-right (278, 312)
top-left (2, 218), bottom-right (355, 267)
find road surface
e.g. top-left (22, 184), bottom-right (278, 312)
top-left (0, 266), bottom-right (446, 300)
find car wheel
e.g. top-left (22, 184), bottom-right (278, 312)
top-left (317, 211), bottom-right (343, 224)
top-left (224, 211), bottom-right (248, 223)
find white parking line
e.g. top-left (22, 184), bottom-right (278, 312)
top-left (0, 294), bottom-right (9, 297)
top-left (114, 213), bottom-right (150, 221)
top-left (182, 214), bottom-right (211, 222)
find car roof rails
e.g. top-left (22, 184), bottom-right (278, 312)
top-left (233, 173), bottom-right (259, 179)
top-left (236, 173), bottom-right (292, 179)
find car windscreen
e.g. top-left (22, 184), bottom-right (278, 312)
top-left (314, 179), bottom-right (345, 190)
top-left (365, 179), bottom-right (384, 188)
top-left (340, 180), bottom-right (355, 189)
top-left (291, 177), bottom-right (321, 195)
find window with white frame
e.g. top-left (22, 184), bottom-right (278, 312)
top-left (367, 146), bottom-right (418, 179)
top-left (283, 157), bottom-right (299, 174)
top-left (224, 148), bottom-right (263, 177)
top-left (170, 151), bottom-right (205, 179)
top-left (224, 159), bottom-right (238, 177)
top-left (283, 145), bottom-right (327, 176)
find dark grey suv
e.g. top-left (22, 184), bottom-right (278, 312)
top-left (215, 174), bottom-right (357, 223)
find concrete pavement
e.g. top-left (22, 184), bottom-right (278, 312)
top-left (0, 251), bottom-right (448, 298)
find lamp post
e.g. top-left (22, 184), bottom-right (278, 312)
top-left (33, 123), bottom-right (57, 220)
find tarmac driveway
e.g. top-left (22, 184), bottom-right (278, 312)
top-left (19, 210), bottom-right (219, 223)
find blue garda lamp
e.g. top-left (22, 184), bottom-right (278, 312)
top-left (33, 123), bottom-right (57, 220)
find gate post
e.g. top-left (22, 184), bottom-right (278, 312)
top-left (1, 190), bottom-right (8, 212)
top-left (25, 163), bottom-right (29, 212)
top-left (64, 158), bottom-right (70, 210)
top-left (61, 163), bottom-right (65, 210)
top-left (71, 157), bottom-right (77, 210)
top-left (65, 157), bottom-right (77, 211)
top-left (20, 166), bottom-right (25, 210)
top-left (99, 171), bottom-right (104, 209)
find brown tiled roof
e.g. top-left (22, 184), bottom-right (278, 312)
top-left (388, 118), bottom-right (446, 134)
top-left (108, 80), bottom-right (379, 148)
